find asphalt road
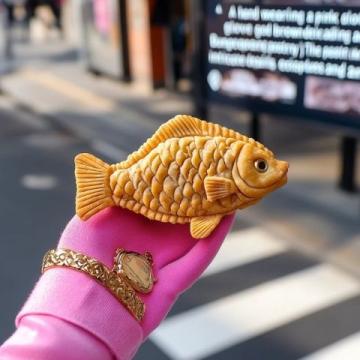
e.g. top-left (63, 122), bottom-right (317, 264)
top-left (0, 97), bottom-right (89, 341)
top-left (1, 96), bottom-right (360, 359)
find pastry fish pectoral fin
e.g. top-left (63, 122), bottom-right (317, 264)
top-left (204, 176), bottom-right (236, 202)
top-left (190, 215), bottom-right (223, 239)
top-left (75, 153), bottom-right (115, 220)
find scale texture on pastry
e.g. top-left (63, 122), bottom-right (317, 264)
top-left (75, 115), bottom-right (288, 238)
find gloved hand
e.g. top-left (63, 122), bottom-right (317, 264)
top-left (1, 208), bottom-right (234, 360)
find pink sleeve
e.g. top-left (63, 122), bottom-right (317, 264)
top-left (0, 268), bottom-right (144, 360)
top-left (0, 315), bottom-right (113, 360)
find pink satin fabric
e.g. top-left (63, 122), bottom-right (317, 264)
top-left (0, 315), bottom-right (113, 360)
top-left (0, 208), bottom-right (234, 359)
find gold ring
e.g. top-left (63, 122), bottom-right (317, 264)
top-left (42, 248), bottom-right (147, 321)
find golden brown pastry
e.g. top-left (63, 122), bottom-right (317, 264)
top-left (75, 115), bottom-right (288, 238)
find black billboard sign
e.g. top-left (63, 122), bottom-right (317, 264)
top-left (204, 0), bottom-right (360, 130)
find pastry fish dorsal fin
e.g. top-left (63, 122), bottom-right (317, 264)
top-left (117, 115), bottom-right (267, 169)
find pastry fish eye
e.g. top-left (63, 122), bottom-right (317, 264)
top-left (254, 159), bottom-right (268, 173)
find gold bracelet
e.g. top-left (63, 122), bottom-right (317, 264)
top-left (42, 248), bottom-right (145, 321)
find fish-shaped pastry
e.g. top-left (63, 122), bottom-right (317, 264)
top-left (75, 115), bottom-right (288, 238)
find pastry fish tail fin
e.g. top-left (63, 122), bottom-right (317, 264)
top-left (74, 153), bottom-right (115, 220)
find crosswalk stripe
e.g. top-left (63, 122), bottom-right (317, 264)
top-left (150, 264), bottom-right (360, 360)
top-left (301, 332), bottom-right (360, 360)
top-left (203, 228), bottom-right (287, 277)
top-left (205, 295), bottom-right (360, 360)
top-left (169, 250), bottom-right (318, 317)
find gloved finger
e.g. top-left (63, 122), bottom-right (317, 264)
top-left (140, 214), bottom-right (235, 336)
top-left (159, 213), bottom-right (235, 295)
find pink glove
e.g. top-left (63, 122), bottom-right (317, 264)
top-left (0, 208), bottom-right (234, 359)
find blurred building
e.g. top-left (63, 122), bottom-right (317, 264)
top-left (63, 0), bottom-right (193, 92)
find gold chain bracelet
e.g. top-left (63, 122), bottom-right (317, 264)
top-left (42, 248), bottom-right (145, 321)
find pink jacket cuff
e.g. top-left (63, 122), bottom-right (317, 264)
top-left (16, 267), bottom-right (143, 360)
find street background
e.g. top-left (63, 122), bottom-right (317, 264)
top-left (1, 2), bottom-right (360, 359)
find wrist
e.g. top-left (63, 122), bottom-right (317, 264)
top-left (17, 268), bottom-right (143, 360)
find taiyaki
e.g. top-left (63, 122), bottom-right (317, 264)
top-left (75, 115), bottom-right (288, 238)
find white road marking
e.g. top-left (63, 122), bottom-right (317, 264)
top-left (20, 69), bottom-right (114, 111)
top-left (203, 228), bottom-right (287, 277)
top-left (91, 140), bottom-right (127, 162)
top-left (301, 332), bottom-right (360, 360)
top-left (151, 264), bottom-right (360, 360)
top-left (21, 174), bottom-right (58, 190)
